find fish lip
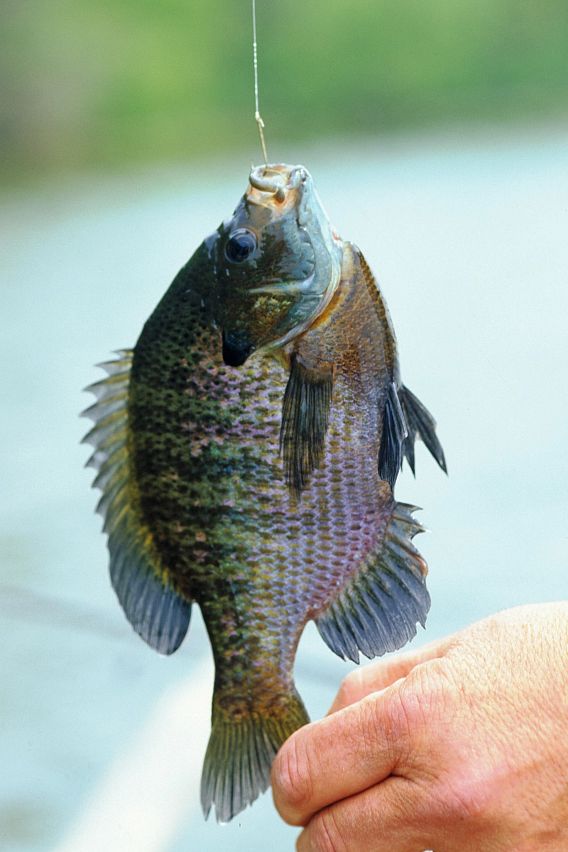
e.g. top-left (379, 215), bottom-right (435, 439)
top-left (249, 169), bottom-right (285, 198)
top-left (248, 164), bottom-right (306, 200)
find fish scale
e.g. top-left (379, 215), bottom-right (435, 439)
top-left (83, 163), bottom-right (447, 823)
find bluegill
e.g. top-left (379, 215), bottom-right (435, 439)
top-left (83, 164), bottom-right (446, 822)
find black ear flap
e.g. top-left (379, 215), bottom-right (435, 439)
top-left (378, 382), bottom-right (408, 490)
top-left (280, 356), bottom-right (333, 497)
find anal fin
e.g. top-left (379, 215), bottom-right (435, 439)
top-left (315, 503), bottom-right (430, 663)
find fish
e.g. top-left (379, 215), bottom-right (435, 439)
top-left (83, 163), bottom-right (446, 823)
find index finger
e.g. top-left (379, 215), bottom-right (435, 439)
top-left (328, 634), bottom-right (451, 714)
top-left (271, 681), bottom-right (410, 826)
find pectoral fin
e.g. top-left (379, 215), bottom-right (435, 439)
top-left (280, 355), bottom-right (333, 496)
top-left (83, 350), bottom-right (191, 654)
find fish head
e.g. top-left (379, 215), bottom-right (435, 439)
top-left (207, 164), bottom-right (343, 367)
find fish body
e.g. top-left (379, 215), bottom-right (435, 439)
top-left (84, 164), bottom-right (446, 822)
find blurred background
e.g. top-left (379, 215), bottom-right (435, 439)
top-left (2, 0), bottom-right (568, 184)
top-left (1, 1), bottom-right (567, 850)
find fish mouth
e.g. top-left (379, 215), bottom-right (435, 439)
top-left (248, 164), bottom-right (307, 206)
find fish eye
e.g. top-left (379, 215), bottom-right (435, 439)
top-left (225, 229), bottom-right (257, 263)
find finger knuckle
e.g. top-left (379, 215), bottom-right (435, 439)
top-left (308, 809), bottom-right (345, 852)
top-left (400, 659), bottom-right (459, 724)
top-left (357, 694), bottom-right (380, 746)
top-left (335, 670), bottom-right (362, 707)
top-left (382, 680), bottom-right (418, 741)
top-left (272, 730), bottom-right (313, 813)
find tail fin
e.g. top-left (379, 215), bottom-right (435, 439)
top-left (201, 691), bottom-right (309, 823)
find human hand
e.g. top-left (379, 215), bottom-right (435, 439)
top-left (272, 602), bottom-right (568, 851)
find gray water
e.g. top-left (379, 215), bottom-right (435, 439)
top-left (1, 124), bottom-right (567, 851)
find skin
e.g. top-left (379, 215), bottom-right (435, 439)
top-left (272, 602), bottom-right (568, 851)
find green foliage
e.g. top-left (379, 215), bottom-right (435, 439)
top-left (2, 0), bottom-right (568, 181)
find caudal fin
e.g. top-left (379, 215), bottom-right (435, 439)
top-left (201, 692), bottom-right (309, 823)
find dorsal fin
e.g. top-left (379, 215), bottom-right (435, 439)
top-left (279, 355), bottom-right (333, 497)
top-left (82, 350), bottom-right (191, 654)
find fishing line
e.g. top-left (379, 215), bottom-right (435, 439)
top-left (252, 0), bottom-right (269, 164)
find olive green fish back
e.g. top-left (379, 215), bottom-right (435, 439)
top-left (83, 350), bottom-right (191, 653)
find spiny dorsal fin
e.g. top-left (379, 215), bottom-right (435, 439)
top-left (399, 385), bottom-right (447, 475)
top-left (315, 502), bottom-right (429, 663)
top-left (82, 350), bottom-right (191, 654)
top-left (378, 382), bottom-right (408, 490)
top-left (279, 355), bottom-right (333, 497)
